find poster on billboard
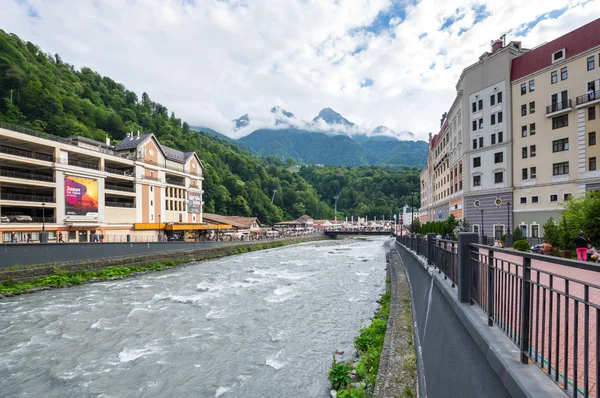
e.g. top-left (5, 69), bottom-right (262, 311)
top-left (65, 176), bottom-right (99, 217)
top-left (188, 192), bottom-right (202, 213)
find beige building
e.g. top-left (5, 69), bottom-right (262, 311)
top-left (511, 18), bottom-right (600, 237)
top-left (0, 124), bottom-right (210, 242)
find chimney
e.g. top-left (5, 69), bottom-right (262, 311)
top-left (137, 130), bottom-right (140, 137)
top-left (105, 136), bottom-right (110, 146)
top-left (491, 39), bottom-right (503, 53)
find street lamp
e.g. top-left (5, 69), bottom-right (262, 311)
top-left (506, 201), bottom-right (511, 234)
top-left (41, 202), bottom-right (46, 232)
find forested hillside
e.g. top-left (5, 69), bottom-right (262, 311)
top-left (0, 30), bottom-right (332, 224)
top-left (299, 165), bottom-right (421, 219)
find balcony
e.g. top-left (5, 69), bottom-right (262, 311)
top-left (104, 166), bottom-right (134, 176)
top-left (61, 158), bottom-right (99, 170)
top-left (0, 169), bottom-right (54, 183)
top-left (1, 193), bottom-right (55, 203)
top-left (546, 99), bottom-right (572, 117)
top-left (140, 174), bottom-right (162, 182)
top-left (576, 89), bottom-right (600, 107)
top-left (105, 184), bottom-right (135, 192)
top-left (165, 178), bottom-right (185, 187)
top-left (0, 145), bottom-right (54, 162)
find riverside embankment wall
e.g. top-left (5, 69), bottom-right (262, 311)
top-left (394, 241), bottom-right (565, 398)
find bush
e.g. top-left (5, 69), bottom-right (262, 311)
top-left (329, 358), bottom-right (352, 390)
top-left (512, 227), bottom-right (524, 241)
top-left (513, 240), bottom-right (530, 252)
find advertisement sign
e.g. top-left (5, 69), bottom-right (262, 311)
top-left (65, 176), bottom-right (99, 217)
top-left (188, 192), bottom-right (202, 214)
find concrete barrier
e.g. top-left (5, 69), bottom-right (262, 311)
top-left (395, 242), bottom-right (565, 398)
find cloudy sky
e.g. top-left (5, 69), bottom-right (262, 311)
top-left (1, 0), bottom-right (599, 140)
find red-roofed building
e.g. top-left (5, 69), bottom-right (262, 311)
top-left (511, 17), bottom-right (600, 237)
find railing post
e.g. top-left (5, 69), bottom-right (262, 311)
top-left (416, 234), bottom-right (421, 255)
top-left (487, 250), bottom-right (494, 326)
top-left (458, 232), bottom-right (479, 304)
top-left (426, 233), bottom-right (436, 265)
top-left (520, 256), bottom-right (532, 364)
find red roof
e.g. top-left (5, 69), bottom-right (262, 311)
top-left (511, 18), bottom-right (600, 81)
top-left (430, 119), bottom-right (449, 149)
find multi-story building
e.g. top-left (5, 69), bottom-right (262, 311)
top-left (0, 124), bottom-right (209, 242)
top-left (511, 18), bottom-right (600, 237)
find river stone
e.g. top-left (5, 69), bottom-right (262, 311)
top-left (335, 349), bottom-right (344, 355)
top-left (330, 390), bottom-right (337, 398)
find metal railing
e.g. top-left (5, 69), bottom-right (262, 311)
top-left (140, 174), bottom-right (162, 182)
top-left (0, 145), bottom-right (54, 162)
top-left (62, 158), bottom-right (100, 170)
top-left (0, 121), bottom-right (71, 145)
top-left (104, 166), bottom-right (134, 176)
top-left (105, 201), bottom-right (134, 208)
top-left (525, 237), bottom-right (544, 246)
top-left (397, 233), bottom-right (600, 397)
top-left (1, 193), bottom-right (54, 202)
top-left (31, 216), bottom-right (55, 223)
top-left (105, 184), bottom-right (135, 192)
top-left (0, 169), bottom-right (54, 182)
top-left (165, 179), bottom-right (185, 187)
top-left (546, 99), bottom-right (572, 114)
top-left (576, 89), bottom-right (600, 106)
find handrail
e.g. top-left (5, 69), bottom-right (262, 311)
top-left (0, 169), bottom-right (54, 182)
top-left (576, 89), bottom-right (600, 106)
top-left (546, 99), bottom-right (572, 114)
top-left (1, 192), bottom-right (55, 202)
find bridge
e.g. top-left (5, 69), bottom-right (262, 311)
top-left (394, 232), bottom-right (595, 397)
top-left (324, 230), bottom-right (392, 238)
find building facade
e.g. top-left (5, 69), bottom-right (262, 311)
top-left (0, 125), bottom-right (207, 242)
top-left (511, 18), bottom-right (600, 237)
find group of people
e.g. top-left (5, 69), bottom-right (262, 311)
top-left (11, 232), bottom-right (33, 243)
top-left (575, 231), bottom-right (599, 262)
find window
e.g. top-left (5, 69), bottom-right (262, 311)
top-left (478, 119), bottom-right (483, 129)
top-left (490, 94), bottom-right (496, 106)
top-left (531, 225), bottom-right (539, 238)
top-left (479, 137), bottom-right (483, 147)
top-left (590, 132), bottom-right (596, 146)
top-left (498, 92), bottom-right (503, 103)
top-left (522, 147), bottom-right (528, 158)
top-left (550, 194), bottom-right (558, 202)
top-left (473, 175), bottom-right (481, 186)
top-left (150, 200), bottom-right (153, 206)
top-left (530, 167), bottom-right (536, 178)
top-left (521, 83), bottom-right (527, 95)
top-left (552, 115), bottom-right (568, 129)
top-left (472, 120), bottom-right (477, 131)
top-left (498, 112), bottom-right (503, 123)
top-left (520, 197), bottom-right (527, 204)
top-left (589, 56), bottom-right (596, 71)
top-left (491, 114), bottom-right (496, 125)
top-left (590, 157), bottom-right (597, 171)
top-left (472, 138), bottom-right (477, 149)
top-left (553, 161), bottom-right (569, 176)
top-left (529, 80), bottom-right (535, 92)
top-left (494, 172), bottom-right (503, 183)
top-left (478, 99), bottom-right (483, 110)
top-left (521, 125), bottom-right (528, 137)
top-left (521, 104), bottom-right (527, 116)
top-left (150, 186), bottom-right (153, 192)
top-left (532, 196), bottom-right (539, 203)
top-left (522, 168), bottom-right (528, 180)
top-left (473, 157), bottom-right (481, 167)
top-left (529, 101), bottom-right (535, 113)
top-left (491, 134), bottom-right (496, 145)
top-left (551, 71), bottom-right (558, 84)
top-left (590, 106), bottom-right (596, 121)
top-left (561, 66), bottom-right (568, 80)
top-left (552, 138), bottom-right (569, 152)
top-left (564, 193), bottom-right (572, 201)
top-left (494, 152), bottom-right (503, 163)
top-left (553, 49), bottom-right (565, 62)
top-left (472, 102), bottom-right (477, 112)
top-left (530, 145), bottom-right (536, 157)
top-left (530, 123), bottom-right (536, 136)
top-left (498, 131), bottom-right (503, 143)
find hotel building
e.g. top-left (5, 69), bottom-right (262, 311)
top-left (511, 19), bottom-right (600, 237)
top-left (0, 124), bottom-right (212, 242)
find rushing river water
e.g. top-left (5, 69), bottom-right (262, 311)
top-left (0, 237), bottom-right (389, 398)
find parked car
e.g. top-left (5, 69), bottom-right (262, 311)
top-left (0, 215), bottom-right (9, 223)
top-left (5, 212), bottom-right (33, 222)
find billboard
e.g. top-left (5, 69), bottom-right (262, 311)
top-left (65, 176), bottom-right (99, 217)
top-left (188, 192), bottom-right (202, 214)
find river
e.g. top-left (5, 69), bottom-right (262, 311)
top-left (0, 237), bottom-right (390, 397)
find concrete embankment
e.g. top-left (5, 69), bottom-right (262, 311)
top-left (0, 235), bottom-right (326, 285)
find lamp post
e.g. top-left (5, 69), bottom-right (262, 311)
top-left (40, 202), bottom-right (47, 243)
top-left (506, 201), bottom-right (511, 234)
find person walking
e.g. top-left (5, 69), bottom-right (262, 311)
top-left (58, 232), bottom-right (64, 243)
top-left (11, 232), bottom-right (17, 243)
top-left (575, 231), bottom-right (591, 261)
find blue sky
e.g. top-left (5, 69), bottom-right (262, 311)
top-left (2, 0), bottom-right (599, 140)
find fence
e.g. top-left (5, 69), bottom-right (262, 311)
top-left (397, 232), bottom-right (600, 397)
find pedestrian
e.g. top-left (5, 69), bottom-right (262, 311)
top-left (58, 232), bottom-right (64, 243)
top-left (100, 232), bottom-right (105, 243)
top-left (27, 233), bottom-right (32, 243)
top-left (11, 232), bottom-right (17, 243)
top-left (575, 231), bottom-right (591, 261)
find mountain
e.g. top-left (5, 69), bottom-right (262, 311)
top-left (190, 126), bottom-right (234, 143)
top-left (270, 106), bottom-right (295, 119)
top-left (239, 129), bottom-right (370, 166)
top-left (312, 107), bottom-right (354, 126)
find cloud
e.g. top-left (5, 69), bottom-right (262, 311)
top-left (1, 0), bottom-right (599, 141)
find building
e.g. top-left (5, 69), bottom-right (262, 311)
top-left (0, 124), bottom-right (210, 242)
top-left (203, 213), bottom-right (262, 239)
top-left (273, 214), bottom-right (314, 234)
top-left (511, 18), bottom-right (600, 237)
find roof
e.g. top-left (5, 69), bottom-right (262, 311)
top-left (202, 213), bottom-right (257, 229)
top-left (296, 214), bottom-right (313, 223)
top-left (511, 18), bottom-right (600, 81)
top-left (114, 134), bottom-right (153, 150)
top-left (160, 145), bottom-right (187, 162)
